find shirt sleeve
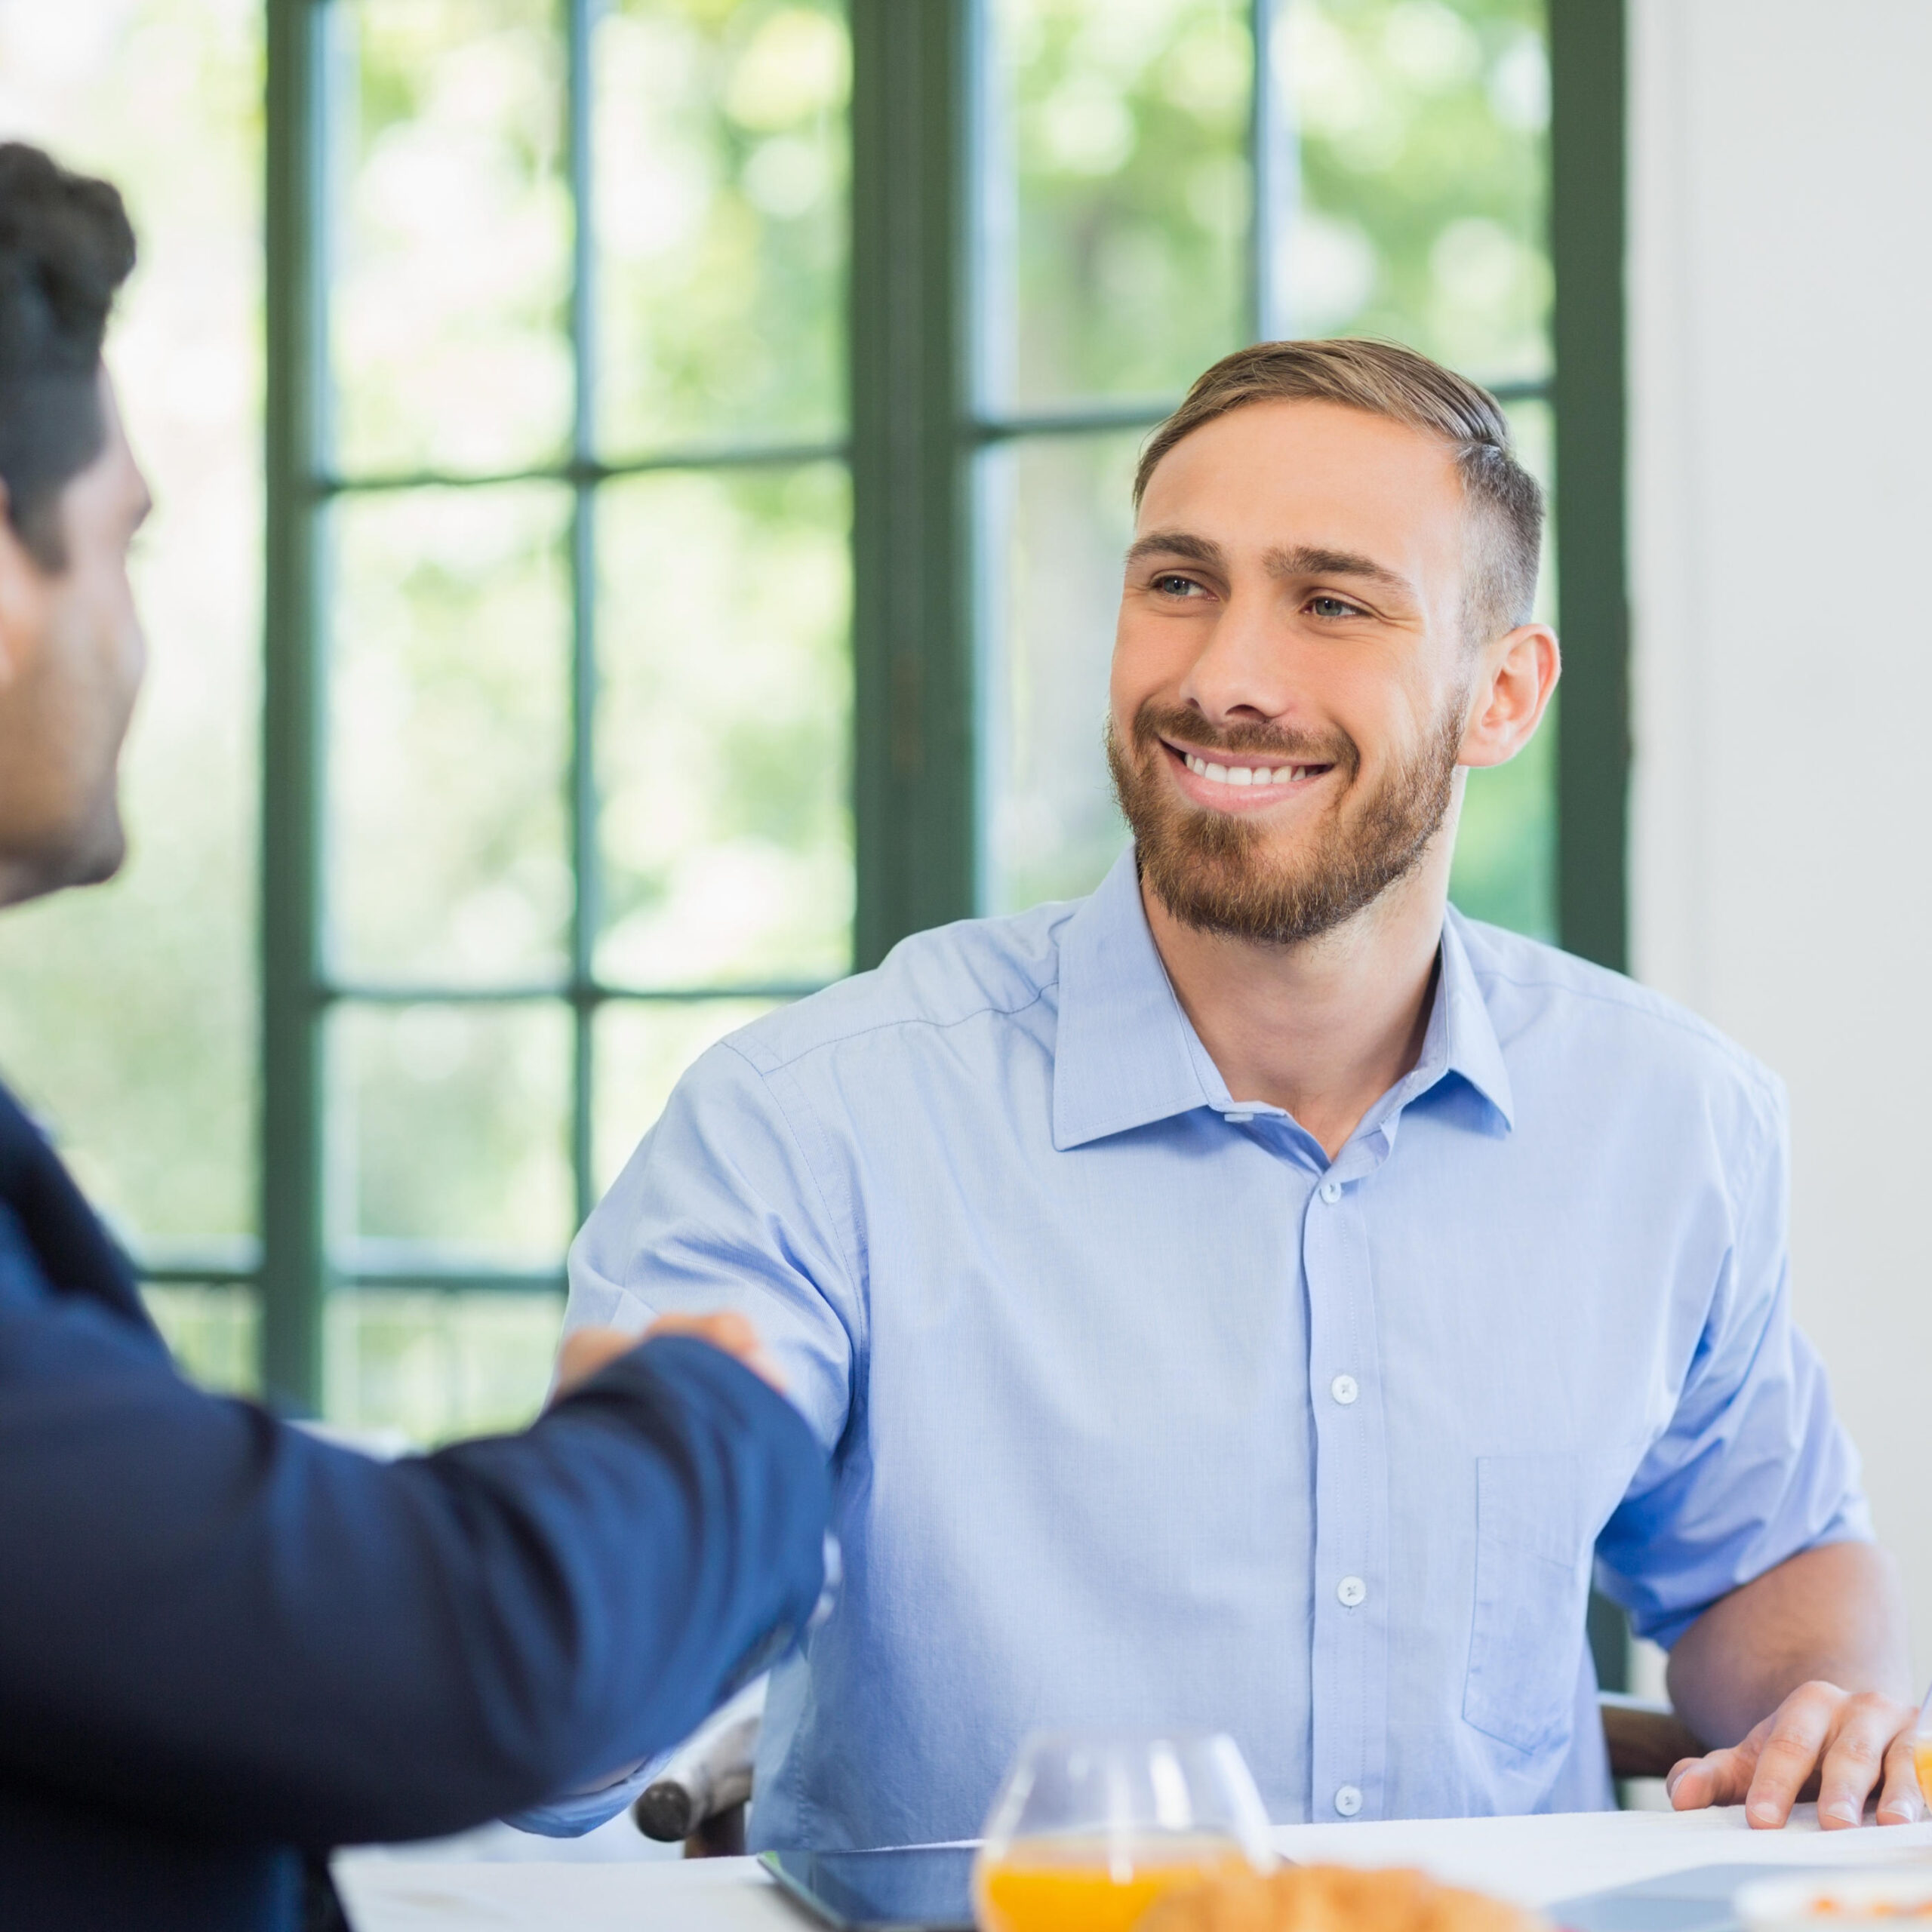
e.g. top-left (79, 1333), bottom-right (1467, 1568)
top-left (1593, 1078), bottom-right (1871, 1651)
top-left (504, 1757), bottom-right (661, 1838)
top-left (568, 1039), bottom-right (863, 1456)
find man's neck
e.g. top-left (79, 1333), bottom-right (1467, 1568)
top-left (1140, 849), bottom-right (1451, 1162)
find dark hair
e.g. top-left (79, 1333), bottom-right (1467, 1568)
top-left (1135, 338), bottom-right (1545, 647)
top-left (0, 143), bottom-right (136, 571)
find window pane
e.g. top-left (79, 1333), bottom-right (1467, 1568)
top-left (329, 485), bottom-right (572, 986)
top-left (595, 465), bottom-right (852, 989)
top-left (331, 0), bottom-right (571, 475)
top-left (1448, 393), bottom-right (1555, 938)
top-left (325, 1289), bottom-right (561, 1444)
top-left (144, 1284), bottom-right (260, 1396)
top-left (983, 0), bottom-right (1251, 412)
top-left (593, 998), bottom-right (779, 1195)
top-left (982, 432), bottom-right (1138, 915)
top-left (1276, 0), bottom-right (1549, 383)
top-left (0, 0), bottom-right (260, 1246)
top-left (327, 1001), bottom-right (573, 1269)
top-left (594, 0), bottom-right (848, 455)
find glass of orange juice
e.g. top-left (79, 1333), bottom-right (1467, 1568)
top-left (1912, 1684), bottom-right (1932, 1815)
top-left (972, 1731), bottom-right (1275, 1932)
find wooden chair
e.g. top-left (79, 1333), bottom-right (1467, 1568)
top-left (1598, 1690), bottom-right (1706, 1780)
top-left (633, 1690), bottom-right (1707, 1857)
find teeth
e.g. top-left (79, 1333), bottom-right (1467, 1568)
top-left (1183, 751), bottom-right (1312, 788)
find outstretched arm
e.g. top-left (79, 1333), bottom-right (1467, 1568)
top-left (1665, 1540), bottom-right (1918, 1828)
top-left (0, 1287), bottom-right (829, 1851)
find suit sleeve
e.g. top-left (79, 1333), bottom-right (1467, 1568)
top-left (0, 1234), bottom-right (829, 1849)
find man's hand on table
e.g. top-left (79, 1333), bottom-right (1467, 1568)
top-left (1666, 1679), bottom-right (1921, 1828)
top-left (1660, 1540), bottom-right (1919, 1829)
top-left (552, 1313), bottom-right (786, 1402)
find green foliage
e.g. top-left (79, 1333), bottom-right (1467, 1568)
top-left (596, 0), bottom-right (848, 451)
top-left (992, 0), bottom-right (1252, 405)
top-left (331, 485), bottom-right (575, 983)
top-left (334, 0), bottom-right (571, 473)
top-left (594, 464), bottom-right (853, 989)
top-left (1287, 0), bottom-right (1549, 378)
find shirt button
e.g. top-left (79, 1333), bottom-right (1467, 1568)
top-left (1319, 1179), bottom-right (1342, 1204)
top-left (1331, 1374), bottom-right (1358, 1405)
top-left (1334, 1785), bottom-right (1363, 1817)
top-left (1337, 1574), bottom-right (1367, 1607)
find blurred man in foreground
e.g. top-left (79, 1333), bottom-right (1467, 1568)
top-left (0, 142), bottom-right (829, 1932)
top-left (570, 337), bottom-right (1916, 1845)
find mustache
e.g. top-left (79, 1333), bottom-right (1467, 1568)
top-left (1128, 700), bottom-right (1360, 776)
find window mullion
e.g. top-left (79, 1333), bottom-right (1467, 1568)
top-left (1549, 0), bottom-right (1629, 977)
top-left (1249, 0), bottom-right (1290, 342)
top-left (567, 0), bottom-right (598, 1229)
top-left (260, 0), bottom-right (331, 1414)
top-left (850, 0), bottom-right (978, 965)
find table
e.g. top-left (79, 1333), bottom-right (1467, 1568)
top-left (334, 1805), bottom-right (1932, 1932)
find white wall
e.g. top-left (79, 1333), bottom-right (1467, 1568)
top-left (1629, 0), bottom-right (1932, 1678)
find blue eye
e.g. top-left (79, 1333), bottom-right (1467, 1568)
top-left (1309, 595), bottom-right (1362, 619)
top-left (1154, 574), bottom-right (1199, 597)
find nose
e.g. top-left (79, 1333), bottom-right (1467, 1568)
top-left (1176, 583), bottom-right (1300, 728)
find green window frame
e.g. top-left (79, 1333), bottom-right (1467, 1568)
top-left (237, 0), bottom-right (1624, 1455)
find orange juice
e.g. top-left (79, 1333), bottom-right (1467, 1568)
top-left (1914, 1737), bottom-right (1932, 1810)
top-left (974, 1835), bottom-right (1255, 1932)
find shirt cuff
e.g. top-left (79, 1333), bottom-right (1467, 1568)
top-left (503, 1755), bottom-right (662, 1839)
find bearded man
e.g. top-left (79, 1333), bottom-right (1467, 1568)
top-left (566, 340), bottom-right (1917, 1847)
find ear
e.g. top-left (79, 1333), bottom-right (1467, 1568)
top-left (1459, 623), bottom-right (1560, 770)
top-left (0, 481), bottom-right (49, 693)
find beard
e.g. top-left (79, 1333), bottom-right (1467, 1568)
top-left (1105, 695), bottom-right (1465, 948)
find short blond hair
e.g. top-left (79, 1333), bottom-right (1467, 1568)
top-left (1134, 338), bottom-right (1544, 645)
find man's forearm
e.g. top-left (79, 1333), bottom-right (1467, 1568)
top-left (1666, 1540), bottom-right (1912, 1748)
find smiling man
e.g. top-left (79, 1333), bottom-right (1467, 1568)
top-left (569, 340), bottom-right (1915, 1845)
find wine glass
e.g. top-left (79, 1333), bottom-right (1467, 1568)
top-left (973, 1730), bottom-right (1276, 1932)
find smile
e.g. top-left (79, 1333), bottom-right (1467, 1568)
top-left (1158, 736), bottom-right (1336, 800)
top-left (1177, 752), bottom-right (1327, 789)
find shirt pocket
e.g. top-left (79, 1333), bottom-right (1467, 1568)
top-left (1463, 1454), bottom-right (1595, 1758)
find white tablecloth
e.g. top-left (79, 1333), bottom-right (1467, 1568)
top-left (333, 1804), bottom-right (1932, 1932)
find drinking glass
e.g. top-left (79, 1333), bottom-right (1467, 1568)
top-left (972, 1730), bottom-right (1275, 1932)
top-left (1911, 1681), bottom-right (1932, 1810)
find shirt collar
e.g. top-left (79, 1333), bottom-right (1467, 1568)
top-left (1051, 848), bottom-right (1515, 1151)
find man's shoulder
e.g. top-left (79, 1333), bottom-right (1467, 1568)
top-left (710, 899), bottom-right (1081, 1081)
top-left (1452, 911), bottom-right (1786, 1121)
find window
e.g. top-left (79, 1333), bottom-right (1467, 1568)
top-left (2, 0), bottom-right (1621, 1444)
top-left (260, 0), bottom-right (853, 1433)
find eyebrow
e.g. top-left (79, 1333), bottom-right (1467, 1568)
top-left (1263, 543), bottom-right (1415, 599)
top-left (1124, 531), bottom-right (1417, 603)
top-left (1124, 531), bottom-right (1226, 572)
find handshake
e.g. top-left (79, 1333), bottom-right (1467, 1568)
top-left (553, 1312), bottom-right (787, 1402)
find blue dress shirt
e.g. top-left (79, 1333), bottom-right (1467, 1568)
top-left (568, 849), bottom-right (1869, 1848)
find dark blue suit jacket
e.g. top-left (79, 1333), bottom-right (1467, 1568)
top-left (0, 1081), bottom-right (830, 1930)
